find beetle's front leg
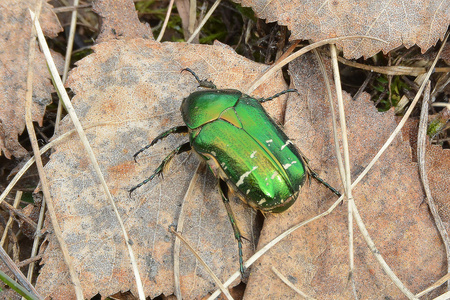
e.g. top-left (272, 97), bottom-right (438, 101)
top-left (218, 179), bottom-right (245, 277)
top-left (129, 142), bottom-right (191, 195)
top-left (133, 126), bottom-right (189, 162)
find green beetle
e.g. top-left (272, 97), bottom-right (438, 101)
top-left (131, 69), bottom-right (340, 275)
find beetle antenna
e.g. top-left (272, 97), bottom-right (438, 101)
top-left (181, 68), bottom-right (217, 89)
top-left (259, 89), bottom-right (298, 103)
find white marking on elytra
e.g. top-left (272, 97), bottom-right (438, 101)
top-left (281, 140), bottom-right (293, 150)
top-left (266, 139), bottom-right (273, 144)
top-left (246, 189), bottom-right (250, 195)
top-left (283, 161), bottom-right (297, 169)
top-left (250, 150), bottom-right (257, 158)
top-left (271, 171), bottom-right (279, 179)
top-left (221, 162), bottom-right (225, 167)
top-left (258, 198), bottom-right (266, 205)
top-left (211, 151), bottom-right (217, 156)
top-left (236, 166), bottom-right (258, 187)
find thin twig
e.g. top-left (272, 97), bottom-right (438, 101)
top-left (353, 72), bottom-right (372, 101)
top-left (330, 44), bottom-right (357, 299)
top-left (173, 162), bottom-right (204, 299)
top-left (28, 9), bottom-right (84, 300)
top-left (52, 4), bottom-right (91, 13)
top-left (188, 0), bottom-right (197, 35)
top-left (432, 102), bottom-right (450, 109)
top-left (186, 0), bottom-right (222, 43)
top-left (0, 191), bottom-right (23, 247)
top-left (31, 11), bottom-right (146, 299)
top-left (246, 35), bottom-right (387, 94)
top-left (55, 0), bottom-right (79, 134)
top-left (0, 244), bottom-right (42, 299)
top-left (350, 201), bottom-right (417, 299)
top-left (335, 56), bottom-right (450, 76)
top-left (57, 0), bottom-right (94, 29)
top-left (313, 50), bottom-right (346, 190)
top-left (416, 272), bottom-right (450, 297)
top-left (208, 195), bottom-right (345, 300)
top-left (433, 290), bottom-right (450, 300)
top-left (169, 226), bottom-right (234, 300)
top-left (0, 122), bottom-right (115, 206)
top-left (16, 254), bottom-right (44, 268)
top-left (26, 193), bottom-right (46, 285)
top-left (418, 82), bottom-right (450, 289)
top-left (62, 0), bottom-right (78, 83)
top-left (156, 0), bottom-right (175, 42)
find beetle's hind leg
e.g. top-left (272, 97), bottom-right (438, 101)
top-left (181, 68), bottom-right (217, 89)
top-left (129, 142), bottom-right (191, 195)
top-left (302, 158), bottom-right (341, 197)
top-left (218, 179), bottom-right (246, 277)
top-left (258, 89), bottom-right (298, 103)
top-left (133, 126), bottom-right (189, 162)
top-left (309, 171), bottom-right (341, 197)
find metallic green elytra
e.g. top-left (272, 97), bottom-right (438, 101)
top-left (130, 68), bottom-right (341, 276)
top-left (181, 89), bottom-right (307, 213)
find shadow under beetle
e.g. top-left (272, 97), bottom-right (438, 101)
top-left (130, 68), bottom-right (341, 277)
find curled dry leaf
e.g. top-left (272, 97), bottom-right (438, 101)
top-left (234, 0), bottom-right (450, 59)
top-left (243, 54), bottom-right (444, 299)
top-left (37, 39), bottom-right (291, 299)
top-left (0, 0), bottom-right (63, 158)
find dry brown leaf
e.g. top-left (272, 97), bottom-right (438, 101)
top-left (36, 39), bottom-right (292, 299)
top-left (0, 0), bottom-right (63, 159)
top-left (234, 0), bottom-right (450, 59)
top-left (243, 54), bottom-right (445, 299)
top-left (92, 0), bottom-right (153, 43)
top-left (402, 119), bottom-right (450, 229)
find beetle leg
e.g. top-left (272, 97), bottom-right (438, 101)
top-left (258, 89), bottom-right (298, 103)
top-left (296, 151), bottom-right (342, 197)
top-left (309, 171), bottom-right (342, 197)
top-left (133, 126), bottom-right (189, 162)
top-left (218, 179), bottom-right (246, 277)
top-left (181, 68), bottom-right (217, 89)
top-left (129, 142), bottom-right (192, 195)
top-left (302, 157), bottom-right (342, 197)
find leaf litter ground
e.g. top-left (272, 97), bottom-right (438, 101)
top-left (243, 54), bottom-right (445, 299)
